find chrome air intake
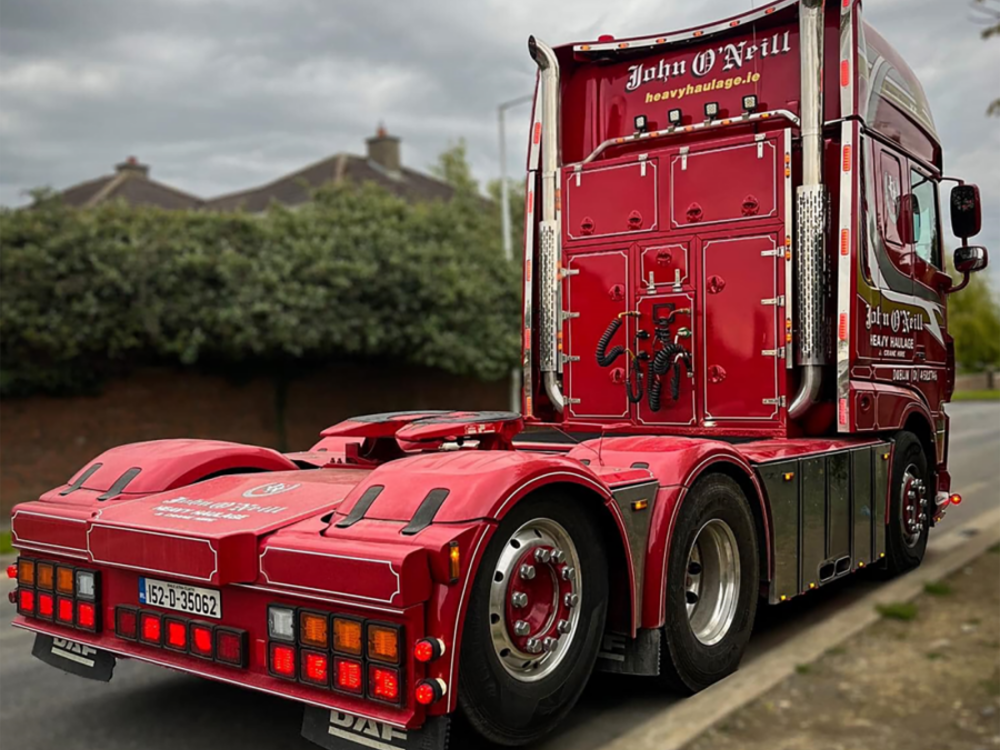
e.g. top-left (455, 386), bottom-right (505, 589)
top-left (528, 36), bottom-right (566, 412)
top-left (789, 0), bottom-right (828, 419)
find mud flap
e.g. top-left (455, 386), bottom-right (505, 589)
top-left (32, 634), bottom-right (115, 681)
top-left (302, 707), bottom-right (450, 750)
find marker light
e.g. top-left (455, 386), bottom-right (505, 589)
top-left (668, 108), bottom-right (683, 126)
top-left (704, 101), bottom-right (720, 119)
top-left (634, 114), bottom-right (648, 133)
top-left (191, 623), bottom-right (214, 658)
top-left (38, 592), bottom-right (55, 620)
top-left (75, 570), bottom-right (96, 600)
top-left (949, 493), bottom-right (962, 506)
top-left (449, 541), bottom-right (461, 583)
top-left (334, 657), bottom-right (364, 694)
top-left (269, 642), bottom-right (297, 679)
top-left (215, 629), bottom-right (246, 667)
top-left (76, 601), bottom-right (97, 631)
top-left (415, 678), bottom-right (447, 706)
top-left (369, 666), bottom-right (401, 703)
top-left (5, 564), bottom-right (16, 580)
top-left (16, 588), bottom-right (35, 616)
top-left (267, 606), bottom-right (295, 643)
top-left (37, 562), bottom-right (54, 590)
top-left (414, 637), bottom-right (446, 663)
top-left (139, 611), bottom-right (162, 644)
top-left (301, 650), bottom-right (330, 686)
top-left (333, 617), bottom-right (363, 656)
top-left (368, 624), bottom-right (401, 664)
top-left (55, 566), bottom-right (74, 596)
top-left (56, 597), bottom-right (75, 625)
top-left (115, 606), bottom-right (138, 640)
top-left (17, 558), bottom-right (35, 586)
top-left (742, 94), bottom-right (759, 112)
top-left (299, 611), bottom-right (329, 649)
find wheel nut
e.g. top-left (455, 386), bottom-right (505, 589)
top-left (550, 549), bottom-right (565, 564)
top-left (542, 637), bottom-right (558, 652)
top-left (906, 504), bottom-right (914, 513)
top-left (534, 548), bottom-right (552, 564)
top-left (511, 592), bottom-right (528, 608)
top-left (513, 620), bottom-right (530, 636)
top-left (561, 566), bottom-right (576, 581)
top-left (557, 619), bottom-right (571, 634)
top-left (564, 593), bottom-right (579, 608)
top-left (526, 638), bottom-right (543, 654)
top-left (918, 513), bottom-right (927, 522)
top-left (520, 564), bottom-right (536, 580)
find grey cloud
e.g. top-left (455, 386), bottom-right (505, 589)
top-left (1, 0), bottom-right (997, 284)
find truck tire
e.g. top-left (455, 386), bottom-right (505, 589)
top-left (458, 493), bottom-right (608, 746)
top-left (658, 474), bottom-right (758, 694)
top-left (883, 431), bottom-right (930, 575)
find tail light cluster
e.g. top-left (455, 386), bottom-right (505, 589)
top-left (113, 606), bottom-right (247, 668)
top-left (267, 605), bottom-right (414, 705)
top-left (12, 557), bottom-right (100, 633)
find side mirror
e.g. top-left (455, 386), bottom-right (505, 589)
top-left (950, 184), bottom-right (982, 240)
top-left (896, 193), bottom-right (920, 246)
top-left (949, 245), bottom-right (989, 293)
top-left (954, 245), bottom-right (988, 275)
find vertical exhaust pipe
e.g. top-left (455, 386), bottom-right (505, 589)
top-left (788, 0), bottom-right (828, 419)
top-left (528, 36), bottom-right (566, 412)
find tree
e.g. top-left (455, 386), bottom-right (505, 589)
top-left (972, 0), bottom-right (1000, 115)
top-left (947, 260), bottom-right (1000, 371)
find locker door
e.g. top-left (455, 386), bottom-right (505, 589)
top-left (702, 234), bottom-right (781, 421)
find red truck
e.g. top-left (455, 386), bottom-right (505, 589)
top-left (7, 1), bottom-right (990, 748)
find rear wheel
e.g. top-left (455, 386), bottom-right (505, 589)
top-left (659, 474), bottom-right (759, 693)
top-left (883, 431), bottom-right (930, 575)
top-left (458, 494), bottom-right (608, 746)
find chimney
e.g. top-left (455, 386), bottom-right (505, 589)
top-left (366, 125), bottom-right (401, 173)
top-left (115, 155), bottom-right (149, 178)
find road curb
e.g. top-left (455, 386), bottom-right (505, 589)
top-left (603, 505), bottom-right (1000, 750)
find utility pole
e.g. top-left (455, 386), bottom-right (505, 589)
top-left (498, 94), bottom-right (534, 412)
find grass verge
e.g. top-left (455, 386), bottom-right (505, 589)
top-left (876, 602), bottom-right (919, 621)
top-left (0, 531), bottom-right (12, 555)
top-left (951, 389), bottom-right (1000, 401)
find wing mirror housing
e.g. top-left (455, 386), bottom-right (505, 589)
top-left (950, 184), bottom-right (982, 240)
top-left (949, 245), bottom-right (989, 293)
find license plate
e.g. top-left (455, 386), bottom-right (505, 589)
top-left (139, 577), bottom-right (222, 619)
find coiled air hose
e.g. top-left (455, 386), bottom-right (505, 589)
top-left (595, 318), bottom-right (626, 367)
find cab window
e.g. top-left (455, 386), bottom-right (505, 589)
top-left (910, 170), bottom-right (940, 268)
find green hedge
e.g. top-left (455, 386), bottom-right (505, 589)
top-left (0, 182), bottom-right (521, 396)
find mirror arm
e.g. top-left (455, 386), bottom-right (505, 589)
top-left (948, 272), bottom-right (973, 294)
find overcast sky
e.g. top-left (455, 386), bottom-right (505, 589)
top-left (1, 0), bottom-right (997, 275)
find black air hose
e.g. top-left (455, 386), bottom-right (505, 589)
top-left (595, 318), bottom-right (625, 367)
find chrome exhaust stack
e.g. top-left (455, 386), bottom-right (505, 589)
top-left (528, 36), bottom-right (566, 412)
top-left (789, 0), bottom-right (829, 420)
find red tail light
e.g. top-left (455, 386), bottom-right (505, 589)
top-left (269, 642), bottom-right (296, 680)
top-left (165, 619), bottom-right (188, 651)
top-left (115, 606), bottom-right (138, 640)
top-left (139, 612), bottom-right (162, 645)
top-left (190, 623), bottom-right (214, 659)
top-left (37, 592), bottom-right (55, 620)
top-left (76, 601), bottom-right (97, 631)
top-left (334, 657), bottom-right (363, 694)
top-left (414, 637), bottom-right (445, 663)
top-left (301, 650), bottom-right (330, 686)
top-left (215, 628), bottom-right (246, 667)
top-left (369, 665), bottom-right (401, 704)
top-left (16, 588), bottom-right (35, 616)
top-left (415, 678), bottom-right (447, 706)
top-left (56, 597), bottom-right (74, 625)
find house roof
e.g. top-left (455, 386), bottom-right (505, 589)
top-left (57, 159), bottom-right (203, 210)
top-left (202, 153), bottom-right (459, 212)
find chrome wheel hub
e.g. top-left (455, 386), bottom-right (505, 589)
top-left (488, 518), bottom-right (581, 682)
top-left (684, 519), bottom-right (740, 646)
top-left (900, 465), bottom-right (928, 548)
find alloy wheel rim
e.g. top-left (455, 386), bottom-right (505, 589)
top-left (684, 519), bottom-right (740, 646)
top-left (488, 518), bottom-right (582, 682)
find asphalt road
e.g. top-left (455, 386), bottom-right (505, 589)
top-left (2, 402), bottom-right (998, 750)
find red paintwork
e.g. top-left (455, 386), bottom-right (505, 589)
top-left (9, 2), bottom-right (964, 741)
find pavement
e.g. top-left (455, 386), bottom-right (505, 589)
top-left (1, 401), bottom-right (997, 750)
